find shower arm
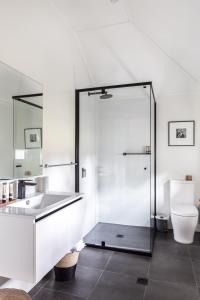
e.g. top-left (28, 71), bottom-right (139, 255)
top-left (88, 91), bottom-right (103, 96)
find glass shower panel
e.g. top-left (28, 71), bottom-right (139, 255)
top-left (79, 85), bottom-right (154, 253)
top-left (95, 86), bottom-right (151, 251)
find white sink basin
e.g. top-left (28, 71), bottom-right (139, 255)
top-left (9, 194), bottom-right (71, 210)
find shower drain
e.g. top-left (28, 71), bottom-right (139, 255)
top-left (116, 234), bottom-right (124, 238)
top-left (136, 278), bottom-right (148, 286)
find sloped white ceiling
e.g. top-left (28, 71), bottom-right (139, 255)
top-left (0, 60), bottom-right (42, 102)
top-left (52, 0), bottom-right (128, 31)
top-left (52, 0), bottom-right (200, 96)
top-left (125, 0), bottom-right (200, 82)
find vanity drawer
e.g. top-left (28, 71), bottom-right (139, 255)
top-left (0, 215), bottom-right (35, 282)
top-left (0, 197), bottom-right (85, 283)
top-left (35, 198), bottom-right (85, 282)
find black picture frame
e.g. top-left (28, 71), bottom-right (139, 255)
top-left (24, 128), bottom-right (42, 149)
top-left (168, 121), bottom-right (195, 146)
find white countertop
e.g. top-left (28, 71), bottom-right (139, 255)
top-left (0, 192), bottom-right (83, 220)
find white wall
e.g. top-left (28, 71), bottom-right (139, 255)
top-left (157, 93), bottom-right (200, 215)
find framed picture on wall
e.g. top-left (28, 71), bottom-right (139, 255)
top-left (24, 128), bottom-right (42, 149)
top-left (168, 121), bottom-right (195, 146)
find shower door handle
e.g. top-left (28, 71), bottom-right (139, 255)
top-left (144, 167), bottom-right (147, 170)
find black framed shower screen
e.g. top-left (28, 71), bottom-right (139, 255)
top-left (75, 82), bottom-right (156, 255)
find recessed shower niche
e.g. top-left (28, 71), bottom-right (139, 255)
top-left (75, 82), bottom-right (156, 254)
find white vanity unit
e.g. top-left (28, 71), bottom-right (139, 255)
top-left (0, 53), bottom-right (84, 288)
top-left (0, 192), bottom-right (84, 283)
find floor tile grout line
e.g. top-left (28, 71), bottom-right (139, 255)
top-left (85, 253), bottom-right (114, 300)
top-left (142, 286), bottom-right (148, 300)
top-left (188, 249), bottom-right (199, 293)
top-left (104, 251), bottom-right (114, 270)
top-left (77, 263), bottom-right (104, 272)
top-left (187, 245), bottom-right (191, 258)
top-left (86, 269), bottom-right (104, 300)
top-left (30, 277), bottom-right (51, 299)
top-left (188, 244), bottom-right (200, 263)
top-left (148, 277), bottom-right (197, 287)
top-left (31, 286), bottom-right (43, 299)
top-left (99, 268), bottom-right (148, 280)
top-left (142, 255), bottom-right (151, 300)
top-left (146, 255), bottom-right (151, 276)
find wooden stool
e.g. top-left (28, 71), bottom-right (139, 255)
top-left (0, 289), bottom-right (31, 300)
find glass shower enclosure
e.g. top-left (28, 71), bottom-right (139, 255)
top-left (75, 82), bottom-right (156, 255)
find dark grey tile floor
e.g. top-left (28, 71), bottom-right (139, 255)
top-left (84, 222), bottom-right (151, 251)
top-left (29, 231), bottom-right (200, 300)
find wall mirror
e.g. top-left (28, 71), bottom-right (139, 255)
top-left (0, 60), bottom-right (43, 179)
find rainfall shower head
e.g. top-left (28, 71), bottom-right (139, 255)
top-left (88, 88), bottom-right (113, 100)
top-left (99, 91), bottom-right (113, 99)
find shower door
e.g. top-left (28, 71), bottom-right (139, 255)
top-left (76, 83), bottom-right (155, 254)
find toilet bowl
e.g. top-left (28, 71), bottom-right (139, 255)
top-left (169, 180), bottom-right (198, 244)
top-left (171, 204), bottom-right (198, 244)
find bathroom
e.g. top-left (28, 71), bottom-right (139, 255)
top-left (0, 1), bottom-right (200, 300)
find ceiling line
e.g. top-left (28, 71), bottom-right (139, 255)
top-left (73, 32), bottom-right (96, 85)
top-left (94, 31), bottom-right (149, 88)
top-left (75, 20), bottom-right (130, 33)
top-left (128, 19), bottom-right (200, 86)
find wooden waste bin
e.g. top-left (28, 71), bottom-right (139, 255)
top-left (54, 252), bottom-right (79, 281)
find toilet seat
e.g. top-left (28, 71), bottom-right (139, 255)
top-left (171, 204), bottom-right (198, 217)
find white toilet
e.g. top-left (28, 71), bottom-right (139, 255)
top-left (169, 180), bottom-right (198, 244)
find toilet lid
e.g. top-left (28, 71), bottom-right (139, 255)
top-left (171, 205), bottom-right (198, 217)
